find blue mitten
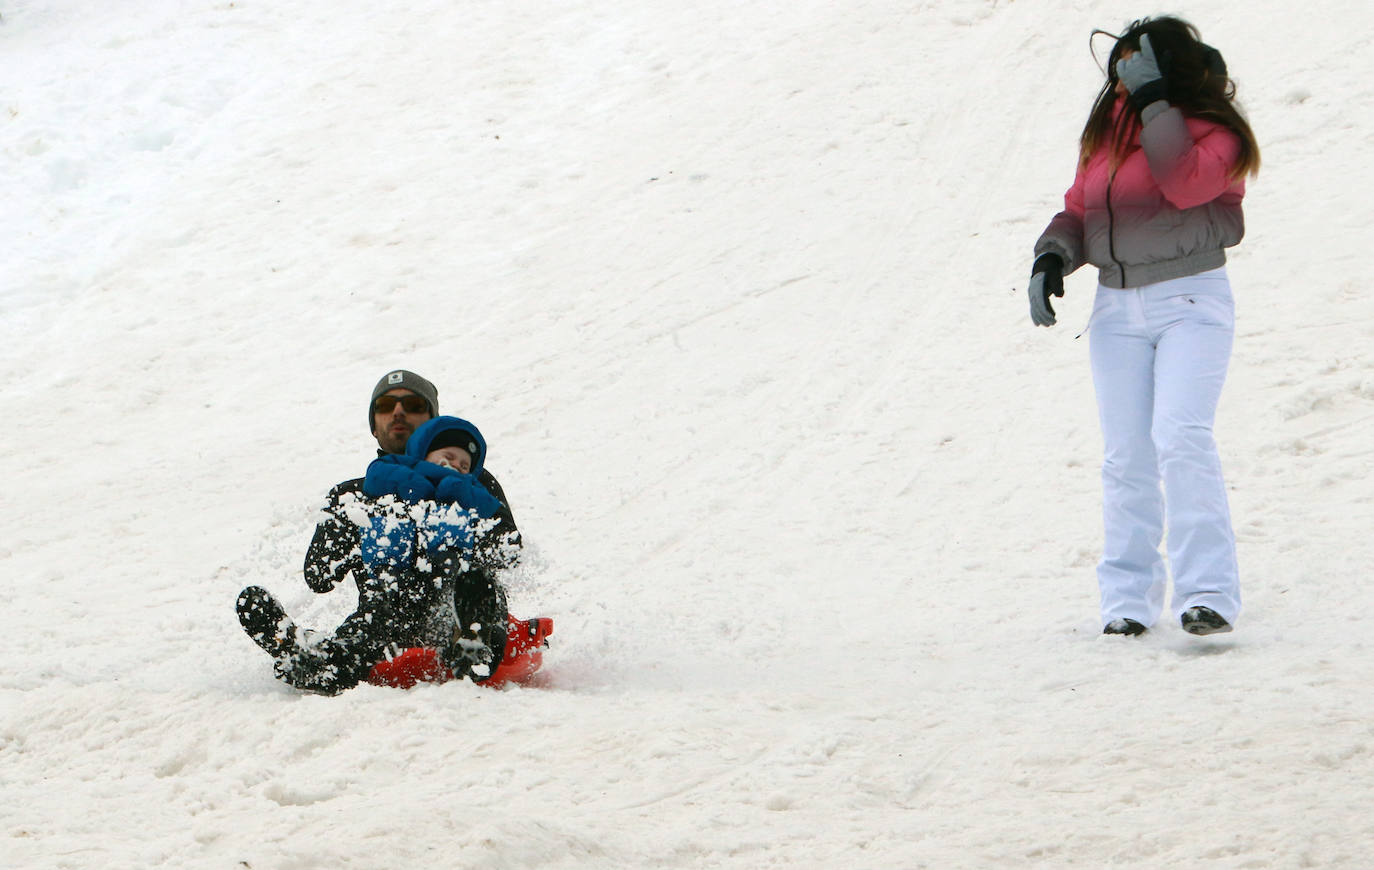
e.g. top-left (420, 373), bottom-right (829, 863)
top-left (434, 472), bottom-right (501, 518)
top-left (418, 502), bottom-right (478, 573)
top-left (359, 511), bottom-right (417, 574)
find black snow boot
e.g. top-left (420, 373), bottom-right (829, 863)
top-left (1103, 618), bottom-right (1148, 636)
top-left (1180, 606), bottom-right (1233, 636)
top-left (236, 585), bottom-right (299, 659)
top-left (448, 569), bottom-right (509, 681)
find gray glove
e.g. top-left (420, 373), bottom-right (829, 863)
top-left (1115, 34), bottom-right (1168, 112)
top-left (1028, 253), bottom-right (1063, 327)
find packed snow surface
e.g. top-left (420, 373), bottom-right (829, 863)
top-left (3, 0), bottom-right (1373, 867)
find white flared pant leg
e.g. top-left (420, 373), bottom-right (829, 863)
top-left (1089, 288), bottom-right (1168, 626)
top-left (1088, 269), bottom-right (1241, 628)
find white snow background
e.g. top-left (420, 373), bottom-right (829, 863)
top-left (3, 0), bottom-right (1373, 867)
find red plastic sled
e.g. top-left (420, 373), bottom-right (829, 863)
top-left (367, 615), bottom-right (553, 689)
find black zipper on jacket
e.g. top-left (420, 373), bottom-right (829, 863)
top-left (1105, 169), bottom-right (1128, 287)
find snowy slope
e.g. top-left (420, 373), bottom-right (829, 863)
top-left (3, 0), bottom-right (1374, 866)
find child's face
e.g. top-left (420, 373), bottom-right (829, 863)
top-left (425, 446), bottom-right (472, 474)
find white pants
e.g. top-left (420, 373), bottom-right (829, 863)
top-left (1087, 268), bottom-right (1241, 628)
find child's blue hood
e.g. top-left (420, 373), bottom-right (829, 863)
top-left (405, 416), bottom-right (488, 476)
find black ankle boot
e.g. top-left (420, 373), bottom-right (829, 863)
top-left (1103, 618), bottom-right (1148, 636)
top-left (1181, 606), bottom-right (1232, 636)
top-left (236, 586), bottom-right (298, 658)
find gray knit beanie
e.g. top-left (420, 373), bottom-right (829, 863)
top-left (368, 370), bottom-right (439, 431)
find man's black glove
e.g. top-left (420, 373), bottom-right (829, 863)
top-left (1028, 253), bottom-right (1064, 327)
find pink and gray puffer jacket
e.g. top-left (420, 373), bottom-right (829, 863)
top-left (1035, 99), bottom-right (1246, 289)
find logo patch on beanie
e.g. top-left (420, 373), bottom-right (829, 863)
top-left (387, 372), bottom-right (404, 385)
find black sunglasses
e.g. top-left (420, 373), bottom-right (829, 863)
top-left (373, 394), bottom-right (429, 414)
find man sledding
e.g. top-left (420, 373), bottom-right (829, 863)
top-left (236, 371), bottom-right (551, 694)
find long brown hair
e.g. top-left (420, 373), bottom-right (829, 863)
top-left (1079, 16), bottom-right (1260, 179)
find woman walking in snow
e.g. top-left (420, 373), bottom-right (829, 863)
top-left (1027, 16), bottom-right (1260, 636)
